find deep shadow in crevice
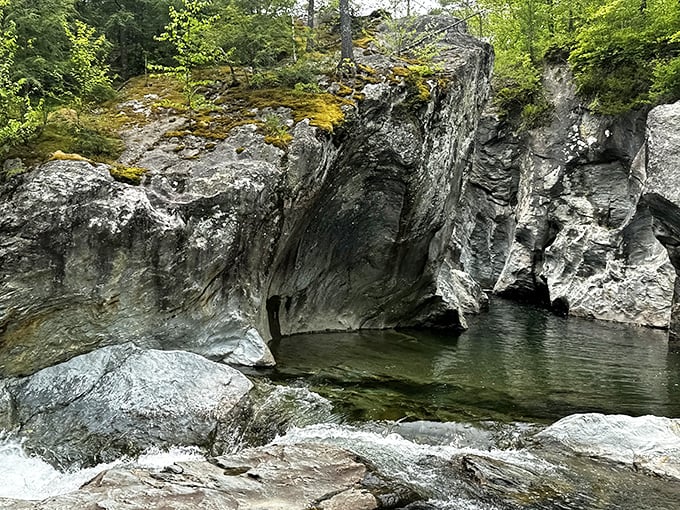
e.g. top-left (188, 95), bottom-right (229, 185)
top-left (266, 295), bottom-right (282, 341)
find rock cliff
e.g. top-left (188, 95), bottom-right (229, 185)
top-left (640, 101), bottom-right (680, 341)
top-left (454, 65), bottom-right (676, 328)
top-left (0, 16), bottom-right (492, 376)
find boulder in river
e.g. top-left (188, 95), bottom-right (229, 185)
top-left (535, 412), bottom-right (680, 479)
top-left (1, 343), bottom-right (252, 468)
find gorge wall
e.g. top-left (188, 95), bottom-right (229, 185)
top-left (2, 18), bottom-right (680, 380)
top-left (453, 64), bottom-right (678, 330)
top-left (0, 17), bottom-right (492, 377)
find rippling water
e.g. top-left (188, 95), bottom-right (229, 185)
top-left (268, 299), bottom-right (680, 422)
top-left (0, 440), bottom-right (205, 500)
top-left (2, 299), bottom-right (680, 507)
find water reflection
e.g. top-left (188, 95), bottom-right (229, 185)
top-left (269, 299), bottom-right (680, 422)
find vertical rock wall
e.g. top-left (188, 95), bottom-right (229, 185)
top-left (267, 21), bottom-right (492, 335)
top-left (641, 101), bottom-right (680, 340)
top-left (456, 64), bottom-right (675, 328)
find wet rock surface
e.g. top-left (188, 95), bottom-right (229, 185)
top-left (0, 343), bottom-right (252, 467)
top-left (535, 413), bottom-right (680, 479)
top-left (641, 101), bottom-right (680, 340)
top-left (0, 444), bottom-right (417, 510)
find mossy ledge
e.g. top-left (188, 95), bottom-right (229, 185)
top-left (109, 164), bottom-right (148, 185)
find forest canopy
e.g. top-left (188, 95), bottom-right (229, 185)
top-left (0, 0), bottom-right (678, 156)
top-left (438, 0), bottom-right (680, 117)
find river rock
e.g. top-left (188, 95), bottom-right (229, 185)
top-left (12, 444), bottom-right (385, 510)
top-left (464, 64), bottom-right (674, 327)
top-left (535, 413), bottom-right (680, 479)
top-left (0, 17), bottom-right (492, 377)
top-left (1, 343), bottom-right (252, 468)
top-left (641, 101), bottom-right (680, 340)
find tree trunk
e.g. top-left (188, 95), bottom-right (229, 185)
top-left (306, 0), bottom-right (315, 51)
top-left (119, 27), bottom-right (129, 80)
top-left (339, 0), bottom-right (354, 63)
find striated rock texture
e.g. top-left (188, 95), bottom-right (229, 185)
top-left (641, 101), bottom-right (680, 340)
top-left (266, 17), bottom-right (492, 335)
top-left (0, 343), bottom-right (252, 468)
top-left (0, 443), bottom-right (418, 510)
top-left (0, 16), bottom-right (492, 376)
top-left (455, 64), bottom-right (675, 327)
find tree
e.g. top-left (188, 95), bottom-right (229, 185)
top-left (306, 0), bottom-right (315, 51)
top-left (5, 0), bottom-right (77, 98)
top-left (0, 0), bottom-right (42, 154)
top-left (75, 0), bottom-right (176, 80)
top-left (213, 0), bottom-right (297, 82)
top-left (156, 0), bottom-right (220, 108)
top-left (63, 19), bottom-right (113, 123)
top-left (339, 0), bottom-right (354, 67)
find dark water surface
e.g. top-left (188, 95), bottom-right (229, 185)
top-left (268, 299), bottom-right (680, 423)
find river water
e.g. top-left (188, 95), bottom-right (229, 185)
top-left (268, 299), bottom-right (680, 423)
top-left (2, 299), bottom-right (680, 507)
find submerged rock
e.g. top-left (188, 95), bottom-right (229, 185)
top-left (0, 343), bottom-right (252, 468)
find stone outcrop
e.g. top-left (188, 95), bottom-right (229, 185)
top-left (535, 413), bottom-right (680, 479)
top-left (0, 16), bottom-right (492, 376)
top-left (454, 64), bottom-right (675, 327)
top-left (0, 343), bottom-right (252, 467)
top-left (266, 17), bottom-right (492, 335)
top-left (640, 101), bottom-right (680, 340)
top-left (0, 443), bottom-right (418, 510)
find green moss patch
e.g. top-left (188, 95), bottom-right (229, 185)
top-left (109, 164), bottom-right (148, 185)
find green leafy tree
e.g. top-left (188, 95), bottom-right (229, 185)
top-left (0, 0), bottom-right (43, 154)
top-left (212, 0), bottom-right (297, 84)
top-left (75, 0), bottom-right (176, 80)
top-left (63, 19), bottom-right (114, 123)
top-left (4, 0), bottom-right (76, 98)
top-left (569, 0), bottom-right (680, 113)
top-left (155, 0), bottom-right (220, 108)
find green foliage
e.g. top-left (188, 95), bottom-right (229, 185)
top-left (154, 0), bottom-right (220, 108)
top-left (5, 0), bottom-right (77, 98)
top-left (376, 15), bottom-right (443, 63)
top-left (651, 56), bottom-right (680, 102)
top-left (251, 55), bottom-right (333, 89)
top-left (71, 125), bottom-right (123, 157)
top-left (213, 0), bottom-right (296, 76)
top-left (0, 1), bottom-right (44, 153)
top-left (262, 112), bottom-right (292, 149)
top-left (74, 0), bottom-right (176, 80)
top-left (466, 0), bottom-right (680, 117)
top-left (63, 19), bottom-right (114, 119)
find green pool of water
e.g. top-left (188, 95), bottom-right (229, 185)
top-left (266, 299), bottom-right (680, 423)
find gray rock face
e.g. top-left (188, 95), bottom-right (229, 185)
top-left (0, 18), bottom-right (492, 376)
top-left (0, 343), bottom-right (252, 467)
top-left (641, 101), bottom-right (680, 340)
top-left (535, 413), bottom-right (680, 479)
top-left (0, 154), bottom-right (278, 377)
top-left (4, 444), bottom-right (399, 510)
top-left (459, 64), bottom-right (675, 327)
top-left (267, 18), bottom-right (492, 334)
